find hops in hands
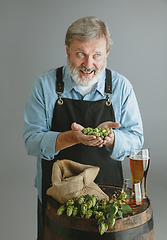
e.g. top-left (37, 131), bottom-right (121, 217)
top-left (82, 127), bottom-right (110, 139)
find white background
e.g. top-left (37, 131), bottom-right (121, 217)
top-left (0, 0), bottom-right (167, 239)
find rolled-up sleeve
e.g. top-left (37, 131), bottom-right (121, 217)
top-left (23, 78), bottom-right (60, 160)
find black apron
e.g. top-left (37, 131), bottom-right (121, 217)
top-left (42, 67), bottom-right (123, 224)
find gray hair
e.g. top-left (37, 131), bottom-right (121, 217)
top-left (65, 16), bottom-right (113, 53)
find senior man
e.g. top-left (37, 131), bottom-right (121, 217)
top-left (23, 16), bottom-right (143, 239)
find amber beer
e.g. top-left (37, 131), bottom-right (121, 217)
top-left (130, 155), bottom-right (150, 198)
top-left (125, 197), bottom-right (143, 209)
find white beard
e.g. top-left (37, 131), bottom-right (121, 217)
top-left (67, 57), bottom-right (106, 87)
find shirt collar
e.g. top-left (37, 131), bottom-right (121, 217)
top-left (63, 65), bottom-right (106, 96)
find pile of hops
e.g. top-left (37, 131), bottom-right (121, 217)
top-left (82, 127), bottom-right (110, 139)
top-left (57, 192), bottom-right (133, 235)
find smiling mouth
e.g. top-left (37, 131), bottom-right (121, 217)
top-left (79, 67), bottom-right (96, 76)
top-left (80, 69), bottom-right (94, 75)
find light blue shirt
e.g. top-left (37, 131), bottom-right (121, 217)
top-left (23, 65), bottom-right (143, 202)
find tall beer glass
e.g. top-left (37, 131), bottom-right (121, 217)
top-left (129, 148), bottom-right (150, 199)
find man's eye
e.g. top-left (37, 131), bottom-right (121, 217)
top-left (78, 52), bottom-right (85, 57)
top-left (94, 54), bottom-right (101, 58)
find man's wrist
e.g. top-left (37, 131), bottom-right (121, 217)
top-left (71, 130), bottom-right (80, 144)
top-left (105, 132), bottom-right (115, 149)
top-left (55, 130), bottom-right (80, 152)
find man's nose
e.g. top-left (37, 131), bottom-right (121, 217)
top-left (83, 56), bottom-right (94, 69)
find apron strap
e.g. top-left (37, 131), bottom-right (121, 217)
top-left (55, 67), bottom-right (113, 94)
top-left (56, 66), bottom-right (64, 92)
top-left (105, 68), bottom-right (112, 94)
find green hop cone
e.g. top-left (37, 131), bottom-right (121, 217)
top-left (95, 211), bottom-right (104, 220)
top-left (100, 133), bottom-right (105, 139)
top-left (103, 131), bottom-right (109, 137)
top-left (57, 205), bottom-right (66, 215)
top-left (78, 196), bottom-right (85, 205)
top-left (87, 130), bottom-right (94, 135)
top-left (85, 209), bottom-right (93, 219)
top-left (82, 128), bottom-right (88, 134)
top-left (102, 128), bottom-right (110, 136)
top-left (98, 222), bottom-right (108, 235)
top-left (93, 203), bottom-right (99, 211)
top-left (72, 207), bottom-right (78, 216)
top-left (101, 128), bottom-right (106, 133)
top-left (66, 199), bottom-right (74, 206)
top-left (93, 132), bottom-right (101, 137)
top-left (119, 192), bottom-right (127, 200)
top-left (87, 199), bottom-right (93, 209)
top-left (94, 128), bottom-right (100, 132)
top-left (67, 205), bottom-right (74, 217)
top-left (91, 195), bottom-right (97, 207)
top-left (81, 203), bottom-right (87, 215)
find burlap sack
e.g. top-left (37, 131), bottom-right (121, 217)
top-left (46, 159), bottom-right (109, 204)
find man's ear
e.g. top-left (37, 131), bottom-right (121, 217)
top-left (106, 51), bottom-right (110, 58)
top-left (65, 43), bottom-right (69, 55)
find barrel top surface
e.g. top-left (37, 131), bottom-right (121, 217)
top-left (46, 184), bottom-right (153, 232)
top-left (47, 184), bottom-right (151, 215)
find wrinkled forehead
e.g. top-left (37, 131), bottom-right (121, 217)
top-left (68, 37), bottom-right (108, 53)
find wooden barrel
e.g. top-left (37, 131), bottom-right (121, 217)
top-left (43, 185), bottom-right (154, 240)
